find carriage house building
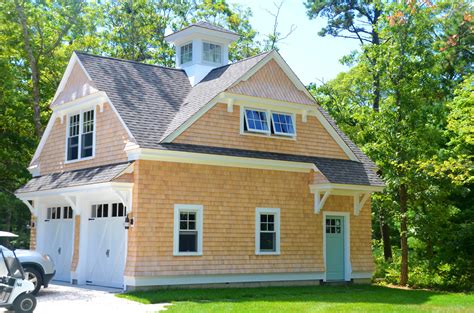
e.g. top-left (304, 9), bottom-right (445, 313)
top-left (15, 22), bottom-right (384, 290)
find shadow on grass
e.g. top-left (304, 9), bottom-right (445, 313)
top-left (118, 284), bottom-right (454, 306)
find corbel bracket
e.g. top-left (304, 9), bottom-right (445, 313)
top-left (313, 190), bottom-right (331, 214)
top-left (354, 193), bottom-right (370, 216)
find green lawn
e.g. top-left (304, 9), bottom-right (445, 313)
top-left (118, 284), bottom-right (474, 313)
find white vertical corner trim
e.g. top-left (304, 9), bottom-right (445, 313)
top-left (255, 208), bottom-right (280, 255)
top-left (173, 204), bottom-right (204, 256)
top-left (322, 211), bottom-right (351, 282)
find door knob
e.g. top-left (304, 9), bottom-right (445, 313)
top-left (106, 249), bottom-right (110, 257)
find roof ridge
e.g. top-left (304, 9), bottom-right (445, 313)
top-left (74, 51), bottom-right (186, 72)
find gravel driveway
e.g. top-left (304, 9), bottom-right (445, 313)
top-left (1, 282), bottom-right (168, 313)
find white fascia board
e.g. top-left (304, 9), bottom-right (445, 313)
top-left (15, 182), bottom-right (133, 200)
top-left (30, 112), bottom-right (57, 166)
top-left (165, 27), bottom-right (239, 45)
top-left (223, 92), bottom-right (317, 113)
top-left (51, 52), bottom-right (93, 105)
top-left (310, 183), bottom-right (384, 194)
top-left (128, 148), bottom-right (318, 173)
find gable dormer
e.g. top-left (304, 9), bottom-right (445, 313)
top-left (165, 21), bottom-right (239, 86)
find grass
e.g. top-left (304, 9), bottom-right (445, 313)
top-left (117, 284), bottom-right (474, 313)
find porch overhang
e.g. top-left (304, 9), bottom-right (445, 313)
top-left (309, 183), bottom-right (384, 215)
top-left (16, 182), bottom-right (133, 217)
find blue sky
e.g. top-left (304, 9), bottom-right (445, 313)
top-left (228, 0), bottom-right (360, 85)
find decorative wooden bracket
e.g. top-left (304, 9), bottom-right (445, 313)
top-left (302, 110), bottom-right (308, 123)
top-left (63, 194), bottom-right (77, 211)
top-left (314, 190), bottom-right (331, 214)
top-left (354, 193), bottom-right (370, 216)
top-left (98, 102), bottom-right (104, 113)
top-left (112, 189), bottom-right (131, 212)
top-left (227, 98), bottom-right (234, 113)
top-left (21, 199), bottom-right (36, 216)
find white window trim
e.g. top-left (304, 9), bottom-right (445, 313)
top-left (202, 41), bottom-right (222, 65)
top-left (255, 208), bottom-right (280, 255)
top-left (271, 111), bottom-right (296, 137)
top-left (64, 108), bottom-right (96, 164)
top-left (173, 204), bottom-right (203, 256)
top-left (180, 42), bottom-right (193, 66)
top-left (240, 106), bottom-right (297, 139)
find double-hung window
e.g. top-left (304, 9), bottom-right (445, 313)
top-left (202, 42), bottom-right (222, 63)
top-left (255, 208), bottom-right (280, 255)
top-left (243, 108), bottom-right (295, 137)
top-left (180, 43), bottom-right (193, 65)
top-left (67, 109), bottom-right (95, 161)
top-left (174, 205), bottom-right (203, 256)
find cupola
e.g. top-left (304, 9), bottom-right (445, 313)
top-left (165, 21), bottom-right (239, 86)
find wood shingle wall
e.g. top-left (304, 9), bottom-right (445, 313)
top-left (34, 102), bottom-right (131, 175)
top-left (175, 103), bottom-right (348, 159)
top-left (125, 160), bottom-right (374, 278)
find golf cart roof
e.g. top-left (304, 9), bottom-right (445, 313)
top-left (0, 232), bottom-right (18, 238)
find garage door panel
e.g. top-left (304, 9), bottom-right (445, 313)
top-left (86, 202), bottom-right (126, 288)
top-left (40, 206), bottom-right (74, 282)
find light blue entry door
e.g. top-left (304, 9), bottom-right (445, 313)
top-left (325, 216), bottom-right (345, 281)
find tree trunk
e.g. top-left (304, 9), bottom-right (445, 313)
top-left (399, 183), bottom-right (409, 286)
top-left (381, 219), bottom-right (393, 261)
top-left (371, 8), bottom-right (381, 112)
top-left (14, 0), bottom-right (43, 137)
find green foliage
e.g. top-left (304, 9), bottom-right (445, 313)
top-left (310, 0), bottom-right (473, 290)
top-left (373, 241), bottom-right (473, 291)
top-left (0, 0), bottom-right (262, 248)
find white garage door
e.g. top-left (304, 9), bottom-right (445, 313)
top-left (42, 206), bottom-right (74, 282)
top-left (86, 202), bottom-right (127, 288)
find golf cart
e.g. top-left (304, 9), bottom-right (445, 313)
top-left (0, 231), bottom-right (36, 313)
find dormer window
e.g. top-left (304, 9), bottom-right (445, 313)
top-left (180, 43), bottom-right (193, 65)
top-left (243, 108), bottom-right (296, 138)
top-left (202, 42), bottom-right (222, 63)
top-left (66, 109), bottom-right (95, 162)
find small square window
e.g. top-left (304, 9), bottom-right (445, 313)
top-left (271, 113), bottom-right (295, 136)
top-left (203, 42), bottom-right (222, 63)
top-left (244, 109), bottom-right (270, 134)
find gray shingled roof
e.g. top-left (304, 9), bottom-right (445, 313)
top-left (156, 143), bottom-right (384, 187)
top-left (74, 51), bottom-right (381, 186)
top-left (16, 162), bottom-right (132, 194)
top-left (76, 53), bottom-right (192, 145)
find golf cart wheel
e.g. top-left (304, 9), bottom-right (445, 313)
top-left (12, 293), bottom-right (36, 313)
top-left (23, 267), bottom-right (42, 295)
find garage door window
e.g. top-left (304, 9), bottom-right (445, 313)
top-left (173, 204), bottom-right (203, 256)
top-left (91, 203), bottom-right (126, 219)
top-left (46, 206), bottom-right (73, 221)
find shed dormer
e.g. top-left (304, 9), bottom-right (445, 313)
top-left (165, 21), bottom-right (239, 86)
